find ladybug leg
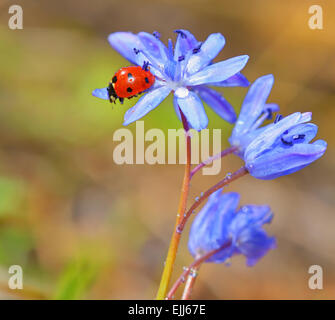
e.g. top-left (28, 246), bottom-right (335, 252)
top-left (119, 97), bottom-right (124, 104)
top-left (109, 96), bottom-right (116, 104)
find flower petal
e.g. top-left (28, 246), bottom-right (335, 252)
top-left (301, 112), bottom-right (312, 122)
top-left (283, 123), bottom-right (318, 144)
top-left (175, 91), bottom-right (208, 131)
top-left (108, 32), bottom-right (142, 65)
top-left (130, 50), bottom-right (165, 78)
top-left (313, 139), bottom-right (327, 149)
top-left (229, 125), bottom-right (269, 157)
top-left (230, 205), bottom-right (273, 233)
top-left (123, 86), bottom-right (171, 126)
top-left (188, 190), bottom-right (226, 246)
top-left (188, 191), bottom-right (239, 262)
top-left (246, 139), bottom-right (327, 179)
top-left (236, 228), bottom-right (276, 266)
top-left (92, 87), bottom-right (109, 100)
top-left (265, 103), bottom-right (280, 113)
top-left (195, 86), bottom-right (236, 123)
top-left (173, 30), bottom-right (201, 82)
top-left (211, 72), bottom-right (249, 87)
top-left (185, 33), bottom-right (226, 75)
top-left (185, 55), bottom-right (249, 86)
top-left (233, 74), bottom-right (274, 139)
top-left (244, 112), bottom-right (305, 162)
top-left (137, 32), bottom-right (169, 69)
top-left (173, 29), bottom-right (199, 60)
top-left (173, 96), bottom-right (182, 121)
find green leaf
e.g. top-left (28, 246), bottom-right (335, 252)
top-left (53, 256), bottom-right (100, 300)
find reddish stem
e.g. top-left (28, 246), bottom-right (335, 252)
top-left (181, 265), bottom-right (199, 300)
top-left (190, 146), bottom-right (238, 179)
top-left (177, 166), bottom-right (248, 233)
top-left (166, 240), bottom-right (232, 300)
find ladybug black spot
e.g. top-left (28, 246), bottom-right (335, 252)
top-left (112, 76), bottom-right (117, 83)
top-left (128, 73), bottom-right (134, 82)
top-left (127, 87), bottom-right (133, 93)
top-left (145, 77), bottom-right (149, 84)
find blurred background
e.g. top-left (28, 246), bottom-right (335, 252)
top-left (0, 0), bottom-right (334, 299)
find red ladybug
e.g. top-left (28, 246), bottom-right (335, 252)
top-left (108, 62), bottom-right (155, 104)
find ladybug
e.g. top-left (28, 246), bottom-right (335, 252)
top-left (107, 62), bottom-right (155, 104)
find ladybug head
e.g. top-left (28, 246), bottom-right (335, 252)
top-left (108, 82), bottom-right (118, 104)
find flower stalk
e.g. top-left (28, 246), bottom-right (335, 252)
top-left (190, 146), bottom-right (238, 179)
top-left (166, 240), bottom-right (232, 300)
top-left (156, 109), bottom-right (192, 300)
top-left (181, 266), bottom-right (199, 300)
top-left (177, 166), bottom-right (249, 233)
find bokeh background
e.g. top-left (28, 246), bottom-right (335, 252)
top-left (0, 0), bottom-right (334, 299)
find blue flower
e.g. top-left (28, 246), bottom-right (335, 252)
top-left (229, 74), bottom-right (279, 156)
top-left (244, 112), bottom-right (327, 179)
top-left (188, 190), bottom-right (276, 266)
top-left (92, 30), bottom-right (250, 131)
